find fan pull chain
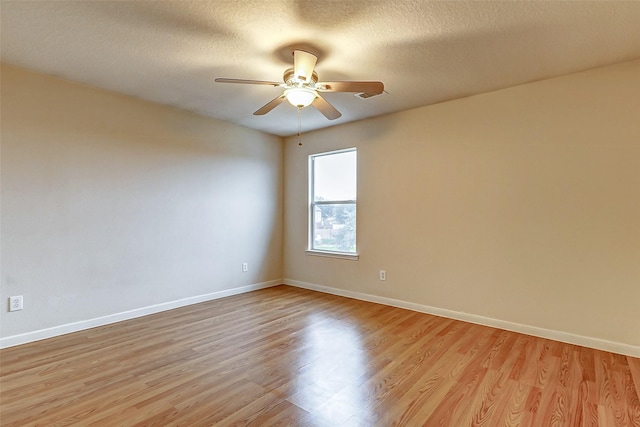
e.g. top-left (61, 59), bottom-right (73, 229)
top-left (297, 106), bottom-right (303, 146)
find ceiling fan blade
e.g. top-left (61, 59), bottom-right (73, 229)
top-left (316, 81), bottom-right (384, 94)
top-left (253, 94), bottom-right (287, 115)
top-left (215, 78), bottom-right (282, 87)
top-left (312, 95), bottom-right (342, 120)
top-left (293, 50), bottom-right (317, 83)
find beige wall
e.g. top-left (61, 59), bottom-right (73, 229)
top-left (1, 64), bottom-right (283, 339)
top-left (284, 60), bottom-right (640, 349)
top-left (2, 59), bottom-right (638, 352)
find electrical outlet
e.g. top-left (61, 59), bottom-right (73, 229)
top-left (9, 295), bottom-right (23, 312)
top-left (242, 262), bottom-right (248, 272)
top-left (379, 270), bottom-right (386, 281)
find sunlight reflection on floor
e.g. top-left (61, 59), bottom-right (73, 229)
top-left (294, 312), bottom-right (373, 424)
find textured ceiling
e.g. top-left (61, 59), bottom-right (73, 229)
top-left (2, 1), bottom-right (640, 137)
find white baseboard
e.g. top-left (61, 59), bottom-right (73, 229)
top-left (0, 280), bottom-right (281, 349)
top-left (283, 278), bottom-right (640, 358)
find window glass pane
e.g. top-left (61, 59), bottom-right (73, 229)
top-left (312, 203), bottom-right (356, 252)
top-left (313, 150), bottom-right (356, 202)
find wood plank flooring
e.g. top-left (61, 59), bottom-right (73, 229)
top-left (1, 285), bottom-right (639, 426)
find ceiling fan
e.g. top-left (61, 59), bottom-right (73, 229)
top-left (215, 50), bottom-right (384, 120)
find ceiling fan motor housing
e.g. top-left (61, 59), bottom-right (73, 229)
top-left (284, 69), bottom-right (318, 87)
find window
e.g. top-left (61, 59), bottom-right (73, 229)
top-left (309, 148), bottom-right (357, 256)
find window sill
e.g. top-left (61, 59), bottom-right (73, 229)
top-left (305, 250), bottom-right (359, 261)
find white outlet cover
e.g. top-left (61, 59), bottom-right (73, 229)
top-left (9, 296), bottom-right (23, 311)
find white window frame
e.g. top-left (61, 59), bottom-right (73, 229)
top-left (307, 148), bottom-right (359, 260)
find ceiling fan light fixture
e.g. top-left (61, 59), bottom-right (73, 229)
top-left (284, 87), bottom-right (317, 107)
top-left (216, 48), bottom-right (381, 121)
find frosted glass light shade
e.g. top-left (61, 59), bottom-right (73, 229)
top-left (285, 87), bottom-right (317, 107)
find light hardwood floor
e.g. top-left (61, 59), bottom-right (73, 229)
top-left (1, 285), bottom-right (639, 426)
